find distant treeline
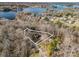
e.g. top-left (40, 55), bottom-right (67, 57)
top-left (0, 2), bottom-right (79, 5)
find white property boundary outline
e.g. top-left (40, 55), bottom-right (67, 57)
top-left (24, 28), bottom-right (54, 56)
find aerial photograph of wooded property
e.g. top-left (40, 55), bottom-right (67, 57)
top-left (0, 2), bottom-right (79, 57)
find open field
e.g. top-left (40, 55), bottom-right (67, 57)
top-left (0, 2), bottom-right (79, 57)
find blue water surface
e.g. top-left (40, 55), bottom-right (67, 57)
top-left (0, 4), bottom-right (79, 20)
top-left (23, 7), bottom-right (47, 13)
top-left (0, 11), bottom-right (16, 20)
top-left (0, 7), bottom-right (47, 20)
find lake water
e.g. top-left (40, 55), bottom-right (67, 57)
top-left (23, 7), bottom-right (47, 13)
top-left (50, 4), bottom-right (79, 10)
top-left (0, 11), bottom-right (16, 20)
top-left (51, 4), bottom-right (67, 10)
top-left (0, 4), bottom-right (79, 20)
top-left (0, 7), bottom-right (47, 20)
